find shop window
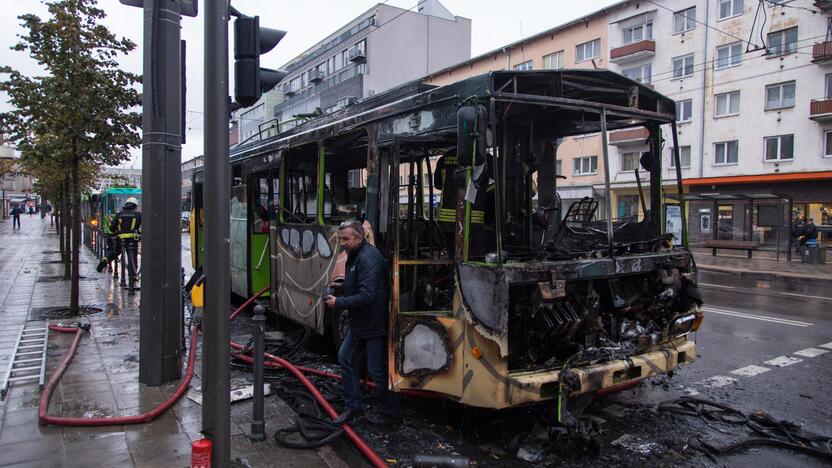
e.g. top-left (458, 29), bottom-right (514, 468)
top-left (617, 195), bottom-right (640, 218)
top-left (718, 205), bottom-right (734, 240)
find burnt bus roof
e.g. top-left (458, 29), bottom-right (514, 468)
top-left (228, 69), bottom-right (676, 163)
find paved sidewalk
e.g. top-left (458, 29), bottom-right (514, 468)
top-left (0, 217), bottom-right (342, 467)
top-left (692, 247), bottom-right (832, 285)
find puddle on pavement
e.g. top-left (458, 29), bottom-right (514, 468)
top-left (36, 275), bottom-right (95, 283)
top-left (28, 303), bottom-right (117, 321)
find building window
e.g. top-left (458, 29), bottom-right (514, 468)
top-left (825, 73), bottom-right (832, 99)
top-left (764, 135), bottom-right (794, 161)
top-left (672, 54), bottom-right (694, 79)
top-left (617, 195), bottom-right (640, 218)
top-left (573, 156), bottom-right (598, 175)
top-left (714, 140), bottom-right (739, 164)
top-left (673, 7), bottom-right (696, 34)
top-left (513, 60), bottom-right (533, 71)
top-left (765, 81), bottom-right (796, 110)
top-left (825, 131), bottom-right (832, 157)
top-left (768, 27), bottom-right (798, 56)
top-left (576, 39), bottom-right (601, 63)
top-left (620, 152), bottom-right (641, 172)
top-left (623, 20), bottom-right (653, 45)
top-left (543, 51), bottom-right (564, 69)
top-left (719, 0), bottom-right (743, 20)
top-left (716, 42), bottom-right (742, 68)
top-left (622, 63), bottom-right (652, 84)
top-left (556, 159), bottom-right (563, 175)
top-left (669, 146), bottom-right (692, 168)
top-left (715, 91), bottom-right (740, 117)
top-left (676, 99), bottom-right (693, 122)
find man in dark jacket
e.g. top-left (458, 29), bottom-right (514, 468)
top-left (804, 218), bottom-right (818, 243)
top-left (11, 205), bottom-right (22, 230)
top-left (325, 220), bottom-right (401, 425)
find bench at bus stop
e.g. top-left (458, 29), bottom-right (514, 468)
top-left (703, 240), bottom-right (759, 259)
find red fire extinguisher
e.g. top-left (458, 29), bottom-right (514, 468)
top-left (192, 438), bottom-right (212, 468)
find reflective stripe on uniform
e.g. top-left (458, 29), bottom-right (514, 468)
top-left (118, 232), bottom-right (139, 239)
top-left (439, 208), bottom-right (484, 224)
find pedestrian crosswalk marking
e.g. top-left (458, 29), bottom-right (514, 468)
top-left (700, 375), bottom-right (738, 388)
top-left (793, 348), bottom-right (829, 358)
top-left (764, 356), bottom-right (803, 367)
top-left (818, 342), bottom-right (832, 350)
top-left (730, 365), bottom-right (770, 377)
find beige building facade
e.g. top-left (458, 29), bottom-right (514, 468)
top-left (423, 3), bottom-right (629, 214)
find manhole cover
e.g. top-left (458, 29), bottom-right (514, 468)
top-left (28, 303), bottom-right (117, 320)
top-left (36, 275), bottom-right (95, 283)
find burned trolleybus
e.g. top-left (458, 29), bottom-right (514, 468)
top-left (216, 70), bottom-right (703, 410)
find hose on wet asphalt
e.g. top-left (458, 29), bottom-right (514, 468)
top-left (38, 323), bottom-right (199, 427)
top-left (658, 396), bottom-right (832, 462)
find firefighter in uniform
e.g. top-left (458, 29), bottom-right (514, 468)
top-left (96, 197), bottom-right (142, 272)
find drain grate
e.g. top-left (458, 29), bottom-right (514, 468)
top-left (36, 275), bottom-right (95, 283)
top-left (28, 303), bottom-right (117, 321)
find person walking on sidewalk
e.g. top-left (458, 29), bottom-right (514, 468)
top-left (324, 220), bottom-right (401, 426)
top-left (11, 204), bottom-right (22, 230)
top-left (96, 197), bottom-right (141, 272)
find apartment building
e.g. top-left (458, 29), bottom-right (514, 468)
top-left (606, 0), bottom-right (832, 245)
top-left (1, 144), bottom-right (35, 218)
top-left (424, 3), bottom-right (625, 215)
top-left (233, 0), bottom-right (471, 146)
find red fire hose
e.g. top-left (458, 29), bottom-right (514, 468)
top-left (39, 324), bottom-right (200, 426)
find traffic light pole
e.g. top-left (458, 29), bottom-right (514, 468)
top-left (139, 0), bottom-right (183, 386)
top-left (204, 0), bottom-right (231, 466)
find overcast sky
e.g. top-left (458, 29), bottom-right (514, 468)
top-left (0, 0), bottom-right (617, 168)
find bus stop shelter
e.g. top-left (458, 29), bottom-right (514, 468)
top-left (668, 192), bottom-right (793, 261)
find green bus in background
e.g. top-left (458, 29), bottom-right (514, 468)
top-left (84, 186), bottom-right (143, 234)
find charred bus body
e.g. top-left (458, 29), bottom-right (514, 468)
top-left (194, 70), bottom-right (703, 410)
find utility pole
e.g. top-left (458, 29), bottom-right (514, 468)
top-left (138, 0), bottom-right (183, 385)
top-left (203, 0), bottom-right (231, 465)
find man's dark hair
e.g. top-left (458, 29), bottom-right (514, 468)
top-left (338, 220), bottom-right (365, 238)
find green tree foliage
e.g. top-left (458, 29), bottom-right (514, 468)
top-left (1, 0), bottom-right (141, 312)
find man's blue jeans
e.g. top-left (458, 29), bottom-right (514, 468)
top-left (338, 330), bottom-right (401, 417)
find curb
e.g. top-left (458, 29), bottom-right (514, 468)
top-left (697, 263), bottom-right (832, 286)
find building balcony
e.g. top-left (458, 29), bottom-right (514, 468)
top-left (348, 46), bottom-right (366, 63)
top-left (814, 0), bottom-right (832, 13)
top-left (608, 127), bottom-right (649, 145)
top-left (609, 40), bottom-right (656, 64)
top-left (307, 69), bottom-right (325, 83)
top-left (810, 98), bottom-right (832, 121)
top-left (812, 41), bottom-right (832, 63)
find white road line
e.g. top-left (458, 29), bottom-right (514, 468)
top-left (700, 375), bottom-right (738, 388)
top-left (730, 365), bottom-right (771, 377)
top-left (793, 347), bottom-right (829, 358)
top-left (699, 283), bottom-right (737, 290)
top-left (780, 292), bottom-right (832, 301)
top-left (820, 342), bottom-right (832, 350)
top-left (765, 356), bottom-right (803, 367)
top-left (702, 307), bottom-right (813, 327)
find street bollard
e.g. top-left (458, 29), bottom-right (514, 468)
top-left (249, 304), bottom-right (267, 442)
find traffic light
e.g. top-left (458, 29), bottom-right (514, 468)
top-left (234, 16), bottom-right (287, 108)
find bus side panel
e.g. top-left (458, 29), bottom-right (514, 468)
top-left (250, 232), bottom-right (270, 296)
top-left (271, 224), bottom-right (339, 334)
top-left (230, 185), bottom-right (248, 297)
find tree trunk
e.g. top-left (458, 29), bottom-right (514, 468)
top-left (63, 178), bottom-right (71, 279)
top-left (70, 148), bottom-right (81, 314)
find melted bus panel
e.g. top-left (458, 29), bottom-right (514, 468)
top-left (222, 70), bottom-right (701, 410)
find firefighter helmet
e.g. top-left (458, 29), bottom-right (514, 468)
top-left (124, 197), bottom-right (139, 208)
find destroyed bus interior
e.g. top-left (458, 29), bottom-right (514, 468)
top-left (224, 70), bottom-right (701, 408)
